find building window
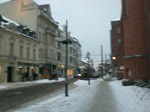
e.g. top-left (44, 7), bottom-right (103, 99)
top-left (39, 48), bottom-right (44, 58)
top-left (70, 47), bottom-right (73, 54)
top-left (20, 46), bottom-right (23, 58)
top-left (45, 49), bottom-right (48, 58)
top-left (50, 50), bottom-right (54, 59)
top-left (38, 32), bottom-right (41, 41)
top-left (70, 57), bottom-right (73, 63)
top-left (57, 53), bottom-right (61, 61)
top-left (73, 58), bottom-right (76, 64)
top-left (0, 66), bottom-right (1, 80)
top-left (42, 33), bottom-right (45, 42)
top-left (116, 27), bottom-right (121, 33)
top-left (27, 47), bottom-right (30, 59)
top-left (33, 49), bottom-right (36, 60)
top-left (57, 41), bottom-right (61, 49)
top-left (10, 43), bottom-right (14, 56)
top-left (67, 69), bottom-right (73, 75)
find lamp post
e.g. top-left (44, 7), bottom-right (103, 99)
top-left (65, 20), bottom-right (69, 97)
top-left (86, 51), bottom-right (90, 85)
top-left (60, 20), bottom-right (72, 96)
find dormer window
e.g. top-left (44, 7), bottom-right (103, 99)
top-left (18, 25), bottom-right (24, 33)
top-left (22, 28), bottom-right (30, 35)
top-left (29, 31), bottom-right (36, 38)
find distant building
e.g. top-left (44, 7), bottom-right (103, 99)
top-left (111, 0), bottom-right (150, 80)
top-left (110, 20), bottom-right (124, 79)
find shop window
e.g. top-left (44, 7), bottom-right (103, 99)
top-left (67, 69), bottom-right (73, 75)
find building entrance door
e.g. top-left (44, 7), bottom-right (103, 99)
top-left (7, 66), bottom-right (13, 82)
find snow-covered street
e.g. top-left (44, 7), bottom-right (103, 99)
top-left (5, 78), bottom-right (149, 112)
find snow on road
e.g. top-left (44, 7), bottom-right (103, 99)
top-left (0, 78), bottom-right (65, 91)
top-left (9, 78), bottom-right (150, 112)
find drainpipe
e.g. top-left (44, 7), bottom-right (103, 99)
top-left (144, 0), bottom-right (150, 80)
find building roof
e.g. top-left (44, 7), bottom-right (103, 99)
top-left (39, 4), bottom-right (50, 10)
top-left (1, 15), bottom-right (19, 26)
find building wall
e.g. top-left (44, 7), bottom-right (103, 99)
top-left (0, 0), bottom-right (38, 31)
top-left (55, 29), bottom-right (66, 77)
top-left (111, 20), bottom-right (124, 78)
top-left (111, 21), bottom-right (124, 66)
top-left (122, 0), bottom-right (149, 79)
top-left (0, 0), bottom-right (82, 80)
top-left (0, 25), bottom-right (39, 82)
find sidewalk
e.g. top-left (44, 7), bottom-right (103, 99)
top-left (0, 78), bottom-right (65, 91)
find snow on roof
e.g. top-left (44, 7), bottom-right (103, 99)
top-left (39, 4), bottom-right (50, 10)
top-left (111, 17), bottom-right (121, 21)
top-left (73, 37), bottom-right (79, 42)
top-left (2, 16), bottom-right (20, 26)
top-left (19, 33), bottom-right (37, 41)
top-left (82, 57), bottom-right (88, 63)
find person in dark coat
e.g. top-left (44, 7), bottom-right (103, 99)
top-left (25, 72), bottom-right (30, 81)
top-left (32, 72), bottom-right (37, 80)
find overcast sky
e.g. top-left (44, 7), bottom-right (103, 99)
top-left (0, 0), bottom-right (121, 67)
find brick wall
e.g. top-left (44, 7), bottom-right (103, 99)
top-left (122, 0), bottom-right (150, 80)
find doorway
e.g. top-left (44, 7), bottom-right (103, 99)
top-left (7, 66), bottom-right (13, 82)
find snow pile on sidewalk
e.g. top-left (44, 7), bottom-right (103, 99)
top-left (103, 74), bottom-right (112, 80)
top-left (109, 80), bottom-right (150, 112)
top-left (0, 78), bottom-right (65, 91)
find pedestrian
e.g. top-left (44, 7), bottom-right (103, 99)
top-left (32, 72), bottom-right (36, 80)
top-left (25, 72), bottom-right (30, 81)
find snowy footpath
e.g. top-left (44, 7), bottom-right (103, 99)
top-left (1, 78), bottom-right (150, 112)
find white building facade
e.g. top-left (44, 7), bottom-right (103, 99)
top-left (0, 0), bottom-right (82, 82)
top-left (0, 15), bottom-right (39, 82)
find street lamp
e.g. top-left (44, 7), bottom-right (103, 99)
top-left (60, 20), bottom-right (72, 96)
top-left (112, 56), bottom-right (116, 60)
top-left (86, 51), bottom-right (90, 85)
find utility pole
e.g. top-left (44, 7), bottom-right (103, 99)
top-left (101, 45), bottom-right (103, 75)
top-left (105, 54), bottom-right (107, 74)
top-left (86, 51), bottom-right (91, 85)
top-left (65, 20), bottom-right (68, 97)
